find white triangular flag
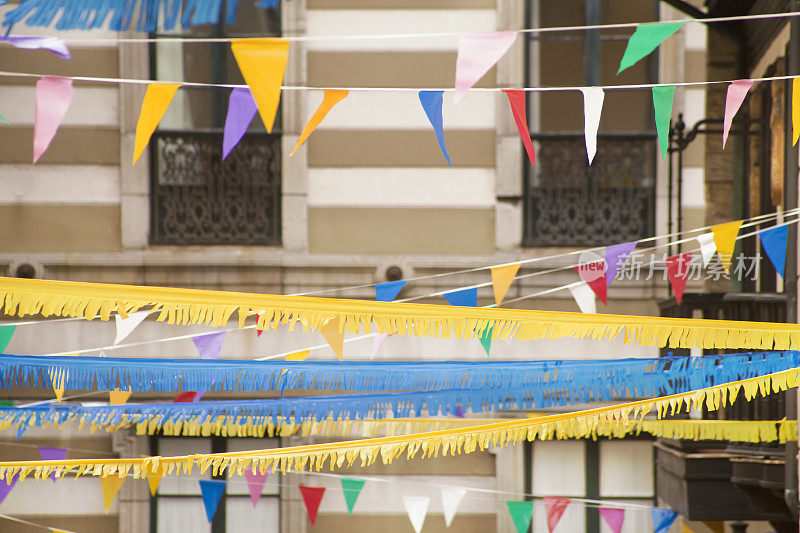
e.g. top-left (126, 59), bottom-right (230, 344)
top-left (441, 487), bottom-right (466, 527)
top-left (114, 310), bottom-right (150, 345)
top-left (696, 232), bottom-right (717, 267)
top-left (581, 87), bottom-right (604, 164)
top-left (402, 496), bottom-right (429, 533)
top-left (567, 282), bottom-right (596, 314)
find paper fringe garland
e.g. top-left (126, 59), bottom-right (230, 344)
top-left (0, 366), bottom-right (797, 482)
top-left (4, 277), bottom-right (800, 350)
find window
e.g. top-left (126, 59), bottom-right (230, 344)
top-left (523, 0), bottom-right (657, 246)
top-left (149, 4), bottom-right (282, 245)
top-left (150, 437), bottom-right (280, 533)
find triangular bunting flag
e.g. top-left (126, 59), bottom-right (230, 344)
top-left (146, 473), bottom-right (162, 496)
top-left (503, 89), bottom-right (536, 167)
top-left (711, 220), bottom-right (743, 273)
top-left (581, 87), bottom-right (604, 164)
top-left (479, 325), bottom-right (493, 356)
top-left (231, 38), bottom-right (290, 133)
top-left (0, 325), bottom-right (15, 352)
top-left (286, 350), bottom-right (310, 361)
top-left (653, 85), bottom-right (676, 158)
top-left (340, 477), bottom-right (365, 515)
top-left (375, 280), bottom-right (407, 302)
top-left (38, 447), bottom-right (67, 483)
top-left (402, 496), bottom-right (429, 533)
top-left (599, 507), bottom-right (625, 533)
top-left (544, 497), bottom-right (570, 532)
top-left (133, 83), bottom-right (181, 164)
top-left (109, 389), bottom-right (132, 405)
top-left (4, 36), bottom-right (70, 59)
top-left (758, 224), bottom-right (788, 278)
top-left (490, 263), bottom-right (520, 305)
top-left (319, 317), bottom-right (344, 360)
top-left (173, 391), bottom-right (199, 403)
top-left (568, 282), bottom-right (596, 314)
top-left (651, 507), bottom-right (678, 533)
top-left (0, 473), bottom-right (18, 505)
top-left (371, 334), bottom-right (390, 359)
top-left (292, 89), bottom-right (348, 155)
top-left (33, 76), bottom-right (73, 163)
top-left (441, 487), bottom-right (466, 527)
top-left (574, 261), bottom-right (607, 305)
top-left (793, 77), bottom-right (800, 146)
top-left (256, 313), bottom-right (264, 338)
top-left (245, 469), bottom-right (268, 508)
top-left (618, 22), bottom-right (685, 74)
top-left (192, 331), bottom-right (226, 359)
top-left (199, 479), bottom-right (226, 522)
top-left (418, 90), bottom-right (451, 166)
top-left (455, 31), bottom-right (518, 102)
top-left (114, 310), bottom-right (149, 345)
top-left (16, 424), bottom-right (26, 440)
top-left (506, 501), bottom-right (534, 533)
top-left (443, 287), bottom-right (478, 307)
top-left (100, 476), bottom-right (125, 513)
top-left (696, 232), bottom-right (717, 267)
top-left (605, 241), bottom-right (637, 286)
top-left (299, 485), bottom-right (326, 526)
top-left (722, 80), bottom-right (753, 149)
top-left (222, 87), bottom-right (258, 159)
top-left (666, 252), bottom-right (693, 305)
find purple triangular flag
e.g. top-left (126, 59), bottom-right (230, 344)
top-left (192, 332), bottom-right (226, 360)
top-left (0, 473), bottom-right (18, 504)
top-left (245, 469), bottom-right (268, 507)
top-left (604, 241), bottom-right (637, 286)
top-left (38, 446), bottom-right (67, 482)
top-left (222, 88), bottom-right (258, 159)
top-left (3, 36), bottom-right (70, 59)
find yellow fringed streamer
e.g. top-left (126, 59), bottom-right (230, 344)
top-left (5, 276), bottom-right (800, 349)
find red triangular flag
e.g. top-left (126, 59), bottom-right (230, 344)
top-left (299, 485), bottom-right (325, 525)
top-left (544, 497), bottom-right (570, 532)
top-left (256, 313), bottom-right (263, 337)
top-left (502, 89), bottom-right (535, 167)
top-left (574, 261), bottom-right (607, 305)
top-left (666, 252), bottom-right (693, 305)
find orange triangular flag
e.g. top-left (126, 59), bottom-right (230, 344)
top-left (711, 220), bottom-right (743, 273)
top-left (490, 263), bottom-right (520, 305)
top-left (147, 473), bottom-right (162, 496)
top-left (109, 389), bottom-right (132, 405)
top-left (100, 476), bottom-right (125, 513)
top-left (319, 317), bottom-right (344, 360)
top-left (231, 38), bottom-right (290, 134)
top-left (133, 83), bottom-right (181, 164)
top-left (286, 350), bottom-right (311, 361)
top-left (291, 89), bottom-right (348, 155)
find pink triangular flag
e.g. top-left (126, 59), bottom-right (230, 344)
top-left (599, 507), bottom-right (625, 533)
top-left (33, 76), bottom-right (73, 163)
top-left (371, 334), bottom-right (390, 359)
top-left (544, 497), bottom-right (570, 532)
top-left (245, 469), bottom-right (268, 507)
top-left (666, 252), bottom-right (693, 305)
top-left (574, 261), bottom-right (607, 305)
top-left (722, 79), bottom-right (753, 149)
top-left (455, 31), bottom-right (518, 102)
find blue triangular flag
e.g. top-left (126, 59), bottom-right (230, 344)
top-left (758, 224), bottom-right (788, 278)
top-left (16, 424), bottom-right (26, 440)
top-left (375, 280), bottom-right (407, 302)
top-left (199, 479), bottom-right (226, 522)
top-left (443, 287), bottom-right (478, 307)
top-left (650, 507), bottom-right (677, 533)
top-left (418, 90), bottom-right (451, 166)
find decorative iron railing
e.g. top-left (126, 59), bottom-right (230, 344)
top-left (150, 131), bottom-right (281, 245)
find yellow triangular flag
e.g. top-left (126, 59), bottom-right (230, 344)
top-left (231, 38), bottom-right (290, 134)
top-left (133, 83), bottom-right (181, 164)
top-left (793, 77), bottom-right (800, 146)
top-left (319, 317), bottom-right (344, 360)
top-left (51, 530), bottom-right (71, 533)
top-left (147, 473), bottom-right (162, 496)
top-left (291, 89), bottom-right (349, 155)
top-left (711, 220), bottom-right (743, 273)
top-left (490, 263), bottom-right (520, 305)
top-left (109, 389), bottom-right (132, 405)
top-left (286, 349), bottom-right (311, 361)
top-left (100, 476), bottom-right (125, 513)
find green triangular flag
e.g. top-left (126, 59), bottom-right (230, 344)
top-left (618, 22), bottom-right (686, 74)
top-left (0, 325), bottom-right (16, 352)
top-left (506, 501), bottom-right (534, 533)
top-left (479, 325), bottom-right (493, 356)
top-left (652, 85), bottom-right (676, 158)
top-left (0, 112), bottom-right (7, 124)
top-left (340, 477), bottom-right (365, 515)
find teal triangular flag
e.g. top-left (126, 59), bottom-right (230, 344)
top-left (0, 112), bottom-right (7, 124)
top-left (340, 477), bottom-right (365, 514)
top-left (506, 501), bottom-right (534, 533)
top-left (479, 325), bottom-right (493, 355)
top-left (759, 224), bottom-right (788, 278)
top-left (0, 325), bottom-right (16, 352)
top-left (199, 480), bottom-right (226, 522)
top-left (618, 22), bottom-right (685, 74)
top-left (652, 86), bottom-right (675, 158)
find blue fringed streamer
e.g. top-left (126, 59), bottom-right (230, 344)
top-left (1, 0), bottom-right (276, 32)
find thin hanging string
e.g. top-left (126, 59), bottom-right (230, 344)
top-left (0, 513), bottom-right (74, 533)
top-left (8, 10), bottom-right (800, 44)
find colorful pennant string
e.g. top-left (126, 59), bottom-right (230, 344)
top-left (454, 31), bottom-right (517, 102)
top-left (147, 473), bottom-right (161, 496)
top-left (581, 87), bottom-right (604, 164)
top-left (441, 487), bottom-right (466, 527)
top-left (230, 38), bottom-right (290, 134)
top-left (696, 232), bottom-right (717, 267)
top-left (0, 326), bottom-right (15, 353)
top-left (666, 253), bottom-right (693, 305)
top-left (568, 282), bottom-right (596, 314)
top-left (503, 89), bottom-right (536, 167)
top-left (574, 261), bottom-right (607, 305)
top-left (199, 479), bottom-right (226, 522)
top-left (650, 507), bottom-right (678, 533)
top-left (544, 496), bottom-right (570, 532)
top-left (722, 80), bottom-right (753, 149)
top-left (758, 224), bottom-right (788, 278)
top-left (38, 447), bottom-right (66, 482)
top-left (442, 287), bottom-right (478, 308)
top-left (245, 469), bottom-right (268, 507)
top-left (33, 76), bottom-right (73, 163)
top-left (711, 220), bottom-right (744, 273)
top-left (318, 317), bottom-right (344, 360)
top-left (192, 331), bottom-right (226, 360)
top-left (370, 334), bottom-right (390, 359)
top-left (109, 389), bottom-right (133, 405)
top-left (100, 476), bottom-right (125, 513)
top-left (299, 485), bottom-right (325, 525)
top-left (506, 500), bottom-right (534, 533)
top-left (222, 88), bottom-right (258, 159)
top-left (340, 477), bottom-right (365, 515)
top-left (618, 22), bottom-right (686, 74)
top-left (374, 281), bottom-right (406, 302)
top-left (599, 507), bottom-right (625, 533)
top-left (133, 83), bottom-right (180, 164)
top-left (291, 89), bottom-right (349, 155)
top-left (604, 241), bottom-right (637, 287)
top-left (418, 90), bottom-right (451, 166)
top-left (0, 473), bottom-right (18, 505)
top-left (2, 36), bottom-right (70, 59)
top-left (114, 310), bottom-right (149, 345)
top-left (490, 264), bottom-right (520, 305)
top-left (652, 85), bottom-right (675, 158)
top-left (402, 495), bottom-right (429, 533)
